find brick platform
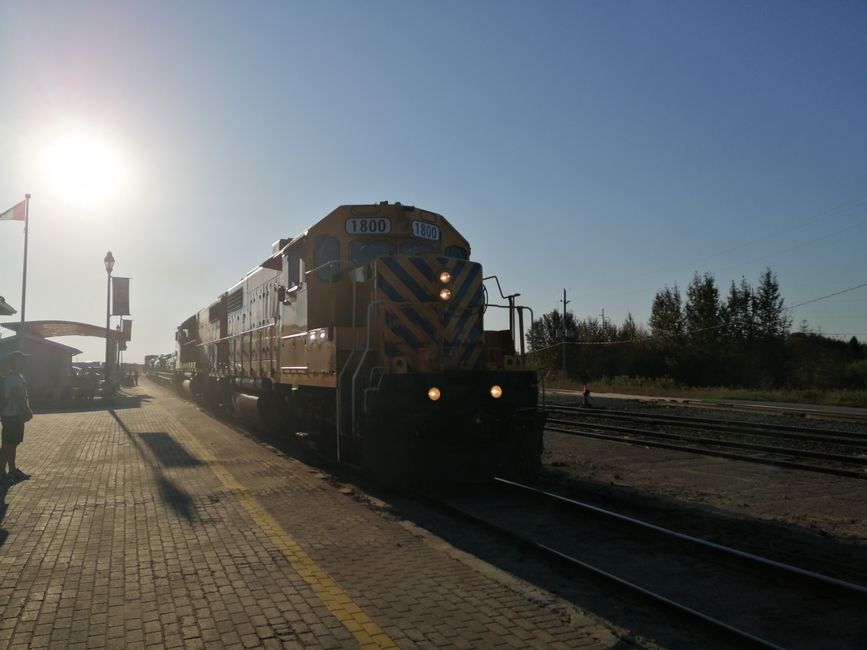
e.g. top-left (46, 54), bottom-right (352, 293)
top-left (0, 383), bottom-right (623, 649)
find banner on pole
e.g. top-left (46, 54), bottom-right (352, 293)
top-left (119, 320), bottom-right (132, 351)
top-left (112, 277), bottom-right (130, 315)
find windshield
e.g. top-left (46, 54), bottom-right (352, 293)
top-left (350, 239), bottom-right (394, 264)
top-left (399, 241), bottom-right (435, 255)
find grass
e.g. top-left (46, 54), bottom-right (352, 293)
top-left (542, 374), bottom-right (867, 408)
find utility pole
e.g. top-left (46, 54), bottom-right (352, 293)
top-left (600, 308), bottom-right (609, 341)
top-left (560, 289), bottom-right (570, 375)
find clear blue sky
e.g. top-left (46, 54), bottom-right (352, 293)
top-left (1, 1), bottom-right (865, 362)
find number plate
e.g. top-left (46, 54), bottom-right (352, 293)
top-left (411, 220), bottom-right (440, 241)
top-left (345, 217), bottom-right (392, 235)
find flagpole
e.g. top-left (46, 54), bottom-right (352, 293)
top-left (20, 193), bottom-right (31, 323)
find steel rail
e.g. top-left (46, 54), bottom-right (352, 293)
top-left (414, 488), bottom-right (784, 650)
top-left (668, 399), bottom-right (867, 424)
top-left (548, 404), bottom-right (867, 443)
top-left (545, 424), bottom-right (867, 480)
top-left (544, 389), bottom-right (867, 423)
top-left (494, 477), bottom-right (867, 599)
top-left (548, 417), bottom-right (867, 466)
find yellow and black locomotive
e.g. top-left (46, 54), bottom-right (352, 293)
top-left (175, 202), bottom-right (544, 482)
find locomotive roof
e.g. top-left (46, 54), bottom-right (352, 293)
top-left (221, 202), bottom-right (470, 298)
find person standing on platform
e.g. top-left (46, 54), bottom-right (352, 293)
top-left (1, 351), bottom-right (33, 484)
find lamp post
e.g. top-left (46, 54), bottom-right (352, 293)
top-left (104, 251), bottom-right (115, 395)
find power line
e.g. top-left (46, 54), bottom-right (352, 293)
top-left (614, 195), bottom-right (867, 302)
top-left (787, 283), bottom-right (867, 311)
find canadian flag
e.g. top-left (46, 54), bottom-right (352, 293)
top-left (0, 200), bottom-right (26, 221)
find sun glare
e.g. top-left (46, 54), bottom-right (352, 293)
top-left (39, 128), bottom-right (129, 204)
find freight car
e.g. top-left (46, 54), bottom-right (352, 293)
top-left (174, 202), bottom-right (544, 482)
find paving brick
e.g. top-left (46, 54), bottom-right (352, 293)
top-left (0, 385), bottom-right (623, 650)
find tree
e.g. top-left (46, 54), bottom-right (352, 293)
top-left (649, 285), bottom-right (685, 339)
top-left (848, 336), bottom-right (864, 360)
top-left (574, 316), bottom-right (606, 343)
top-left (527, 309), bottom-right (580, 373)
top-left (753, 268), bottom-right (790, 340)
top-left (685, 272), bottom-right (721, 344)
top-left (528, 309), bottom-right (578, 352)
top-left (722, 277), bottom-right (755, 341)
top-left (618, 313), bottom-right (645, 342)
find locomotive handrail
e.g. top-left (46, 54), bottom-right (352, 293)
top-left (336, 273), bottom-right (375, 454)
top-left (483, 275), bottom-right (528, 354)
top-left (336, 348), bottom-right (357, 461)
top-left (351, 299), bottom-right (387, 437)
top-left (336, 281), bottom-right (363, 460)
top-left (304, 258), bottom-right (340, 276)
top-left (483, 275), bottom-right (519, 301)
top-left (304, 256), bottom-right (373, 280)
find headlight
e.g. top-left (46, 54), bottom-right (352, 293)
top-left (439, 271), bottom-right (452, 284)
top-left (428, 387), bottom-right (441, 401)
top-left (490, 385), bottom-right (503, 399)
top-left (439, 288), bottom-right (452, 301)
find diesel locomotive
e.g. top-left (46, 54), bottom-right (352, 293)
top-left (174, 202), bottom-right (544, 482)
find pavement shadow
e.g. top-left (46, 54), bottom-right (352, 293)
top-left (138, 432), bottom-right (203, 468)
top-left (108, 409), bottom-right (199, 522)
top-left (36, 392), bottom-right (153, 414)
top-left (154, 474), bottom-right (197, 521)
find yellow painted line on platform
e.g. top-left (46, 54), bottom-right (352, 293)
top-left (179, 430), bottom-right (398, 649)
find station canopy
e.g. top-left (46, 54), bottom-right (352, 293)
top-left (0, 297), bottom-right (16, 316)
top-left (2, 320), bottom-right (127, 342)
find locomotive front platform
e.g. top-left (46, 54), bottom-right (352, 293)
top-left (0, 384), bottom-right (621, 649)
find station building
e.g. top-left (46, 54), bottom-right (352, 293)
top-left (0, 331), bottom-right (81, 405)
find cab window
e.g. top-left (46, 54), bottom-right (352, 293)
top-left (400, 241), bottom-right (435, 255)
top-left (314, 235), bottom-right (340, 281)
top-left (350, 240), bottom-right (394, 264)
top-left (445, 245), bottom-right (469, 260)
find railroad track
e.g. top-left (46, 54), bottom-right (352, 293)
top-left (147, 371), bottom-right (175, 386)
top-left (671, 399), bottom-right (867, 424)
top-left (544, 389), bottom-right (867, 424)
top-left (149, 378), bottom-right (866, 646)
top-left (420, 478), bottom-right (867, 649)
top-left (545, 407), bottom-right (867, 480)
top-left (550, 404), bottom-right (867, 443)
